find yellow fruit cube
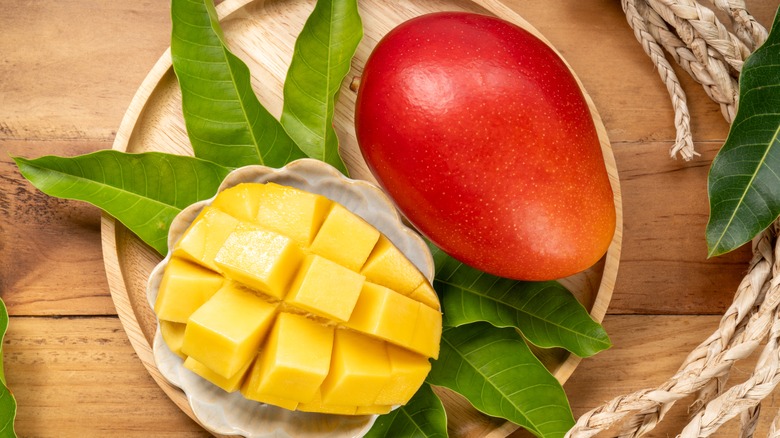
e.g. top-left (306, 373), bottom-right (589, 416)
top-left (356, 405), bottom-right (393, 415)
top-left (409, 281), bottom-right (440, 311)
top-left (245, 312), bottom-right (334, 403)
top-left (214, 228), bottom-right (304, 299)
top-left (210, 183), bottom-right (268, 223)
top-left (296, 389), bottom-right (357, 415)
top-left (375, 345), bottom-right (431, 406)
top-left (309, 204), bottom-right (381, 271)
top-left (255, 182), bottom-right (332, 246)
top-left (241, 372), bottom-right (299, 411)
top-left (183, 356), bottom-right (252, 393)
top-left (286, 255), bottom-right (365, 322)
top-left (346, 282), bottom-right (417, 348)
top-left (408, 303), bottom-right (443, 359)
top-left (320, 329), bottom-right (391, 406)
top-left (173, 206), bottom-right (241, 271)
top-left (160, 320), bottom-right (187, 359)
top-left (182, 282), bottom-right (277, 379)
top-left (361, 236), bottom-right (426, 295)
top-left (154, 257), bottom-right (224, 323)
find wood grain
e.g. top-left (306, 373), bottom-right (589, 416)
top-left (2, 0), bottom-right (779, 436)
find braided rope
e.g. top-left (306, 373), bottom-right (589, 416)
top-left (567, 2), bottom-right (772, 436)
top-left (622, 0), bottom-right (696, 160)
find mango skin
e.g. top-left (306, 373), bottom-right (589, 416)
top-left (355, 12), bottom-right (616, 281)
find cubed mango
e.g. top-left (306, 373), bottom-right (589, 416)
top-left (214, 227), bottom-right (303, 299)
top-left (244, 312), bottom-right (333, 403)
top-left (255, 182), bottom-right (332, 246)
top-left (285, 255), bottom-right (365, 322)
top-left (361, 236), bottom-right (426, 295)
top-left (173, 206), bottom-right (241, 272)
top-left (182, 282), bottom-right (277, 378)
top-left (309, 204), bottom-right (380, 271)
top-left (320, 329), bottom-right (391, 406)
top-left (156, 182), bottom-right (442, 414)
top-left (154, 257), bottom-right (224, 323)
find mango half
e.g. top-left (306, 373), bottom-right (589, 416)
top-left (154, 182), bottom-right (442, 415)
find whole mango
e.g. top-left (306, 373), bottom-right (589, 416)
top-left (355, 12), bottom-right (616, 281)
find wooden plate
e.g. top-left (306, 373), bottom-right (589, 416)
top-left (101, 0), bottom-right (623, 436)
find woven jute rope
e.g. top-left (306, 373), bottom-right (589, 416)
top-left (566, 1), bottom-right (772, 436)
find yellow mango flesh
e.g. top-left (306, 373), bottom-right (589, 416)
top-left (309, 204), bottom-right (380, 271)
top-left (285, 254), bottom-right (365, 322)
top-left (242, 312), bottom-right (333, 403)
top-left (155, 182), bottom-right (442, 415)
top-left (255, 182), bottom-right (332, 246)
top-left (184, 356), bottom-right (252, 393)
top-left (173, 206), bottom-right (240, 272)
top-left (361, 236), bottom-right (427, 295)
top-left (160, 320), bottom-right (186, 359)
top-left (155, 257), bottom-right (224, 323)
top-left (182, 282), bottom-right (277, 379)
top-left (214, 228), bottom-right (303, 299)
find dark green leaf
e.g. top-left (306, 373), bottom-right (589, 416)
top-left (430, 245), bottom-right (611, 358)
top-left (0, 299), bottom-right (15, 438)
top-left (280, 0), bottom-right (362, 175)
top-left (14, 151), bottom-right (230, 255)
top-left (427, 323), bottom-right (574, 438)
top-left (706, 6), bottom-right (780, 256)
top-left (171, 0), bottom-right (306, 168)
top-left (364, 383), bottom-right (447, 438)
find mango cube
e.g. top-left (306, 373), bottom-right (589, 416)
top-left (210, 183), bottom-right (267, 223)
top-left (361, 236), bottom-right (426, 295)
top-left (408, 303), bottom-right (443, 359)
top-left (286, 255), bottom-right (365, 322)
top-left (184, 356), bottom-right (252, 393)
top-left (320, 329), bottom-right (391, 406)
top-left (297, 389), bottom-right (356, 415)
top-left (159, 320), bottom-right (187, 359)
top-left (375, 345), bottom-right (432, 406)
top-left (244, 312), bottom-right (334, 402)
top-left (214, 228), bottom-right (303, 299)
top-left (356, 405), bottom-right (393, 415)
top-left (241, 372), bottom-right (299, 411)
top-left (346, 282), bottom-right (417, 348)
top-left (182, 282), bottom-right (277, 379)
top-left (173, 206), bottom-right (241, 271)
top-left (309, 204), bottom-right (381, 271)
top-left (255, 182), bottom-right (332, 246)
top-left (409, 281), bottom-right (440, 311)
top-left (154, 257), bottom-right (224, 323)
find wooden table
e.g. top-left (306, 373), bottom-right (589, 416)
top-left (2, 0), bottom-right (778, 436)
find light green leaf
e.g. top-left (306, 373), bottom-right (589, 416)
top-left (13, 151), bottom-right (230, 256)
top-left (171, 0), bottom-right (306, 168)
top-left (429, 245), bottom-right (611, 358)
top-left (280, 0), bottom-right (362, 175)
top-left (0, 300), bottom-right (16, 438)
top-left (706, 6), bottom-right (780, 256)
top-left (364, 383), bottom-right (447, 438)
top-left (427, 323), bottom-right (574, 438)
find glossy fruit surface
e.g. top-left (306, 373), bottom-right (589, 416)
top-left (355, 12), bottom-right (615, 280)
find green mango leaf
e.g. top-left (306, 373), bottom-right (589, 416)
top-left (429, 245), bottom-right (611, 358)
top-left (427, 323), bottom-right (574, 438)
top-left (13, 151), bottom-right (230, 256)
top-left (280, 0), bottom-right (362, 175)
top-left (364, 383), bottom-right (447, 438)
top-left (706, 7), bottom-right (780, 256)
top-left (171, 0), bottom-right (306, 169)
top-left (0, 300), bottom-right (16, 438)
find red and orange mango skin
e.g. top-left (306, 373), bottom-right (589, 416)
top-left (355, 12), bottom-right (616, 281)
